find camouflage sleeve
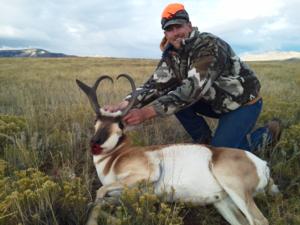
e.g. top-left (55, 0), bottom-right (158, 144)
top-left (124, 75), bottom-right (157, 108)
top-left (124, 58), bottom-right (179, 108)
top-left (152, 38), bottom-right (228, 116)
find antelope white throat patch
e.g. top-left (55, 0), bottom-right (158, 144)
top-left (101, 133), bottom-right (121, 151)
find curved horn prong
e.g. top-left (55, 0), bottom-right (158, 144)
top-left (76, 75), bottom-right (113, 115)
top-left (93, 75), bottom-right (113, 90)
top-left (117, 74), bottom-right (138, 116)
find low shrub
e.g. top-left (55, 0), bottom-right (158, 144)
top-left (96, 182), bottom-right (184, 225)
top-left (0, 167), bottom-right (90, 225)
top-left (0, 114), bottom-right (26, 149)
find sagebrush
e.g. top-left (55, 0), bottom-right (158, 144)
top-left (0, 58), bottom-right (299, 224)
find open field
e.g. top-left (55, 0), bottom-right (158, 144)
top-left (0, 57), bottom-right (300, 225)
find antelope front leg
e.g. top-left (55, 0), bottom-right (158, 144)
top-left (96, 182), bottom-right (124, 200)
top-left (95, 175), bottom-right (146, 201)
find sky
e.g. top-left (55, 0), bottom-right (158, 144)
top-left (0, 0), bottom-right (299, 58)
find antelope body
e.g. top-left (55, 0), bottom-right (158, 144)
top-left (76, 75), bottom-right (278, 225)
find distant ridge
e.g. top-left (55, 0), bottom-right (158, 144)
top-left (241, 51), bottom-right (300, 61)
top-left (284, 57), bottom-right (300, 62)
top-left (0, 48), bottom-right (76, 58)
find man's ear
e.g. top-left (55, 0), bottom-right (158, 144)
top-left (160, 36), bottom-right (169, 51)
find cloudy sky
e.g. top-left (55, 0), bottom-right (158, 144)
top-left (1, 0), bottom-right (299, 58)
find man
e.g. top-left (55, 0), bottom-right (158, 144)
top-left (105, 3), bottom-right (282, 151)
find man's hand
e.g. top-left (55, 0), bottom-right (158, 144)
top-left (123, 106), bottom-right (157, 125)
top-left (103, 100), bottom-right (129, 112)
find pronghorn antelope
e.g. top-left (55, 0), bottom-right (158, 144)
top-left (76, 74), bottom-right (279, 225)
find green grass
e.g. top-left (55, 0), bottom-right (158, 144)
top-left (0, 57), bottom-right (299, 224)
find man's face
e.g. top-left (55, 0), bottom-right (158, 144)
top-left (164, 22), bottom-right (192, 49)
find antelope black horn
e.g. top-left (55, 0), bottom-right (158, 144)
top-left (116, 73), bottom-right (138, 116)
top-left (76, 75), bottom-right (113, 115)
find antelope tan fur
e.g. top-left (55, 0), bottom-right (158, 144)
top-left (76, 74), bottom-right (279, 225)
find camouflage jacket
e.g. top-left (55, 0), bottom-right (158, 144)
top-left (126, 27), bottom-right (261, 116)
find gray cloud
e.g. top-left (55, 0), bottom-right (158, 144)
top-left (0, 0), bottom-right (299, 58)
top-left (205, 0), bottom-right (300, 55)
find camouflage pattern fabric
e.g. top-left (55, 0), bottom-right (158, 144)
top-left (126, 27), bottom-right (261, 116)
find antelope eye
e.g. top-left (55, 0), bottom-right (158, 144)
top-left (118, 122), bottom-right (124, 129)
top-left (94, 116), bottom-right (100, 124)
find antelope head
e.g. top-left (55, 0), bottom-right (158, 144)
top-left (76, 74), bottom-right (138, 155)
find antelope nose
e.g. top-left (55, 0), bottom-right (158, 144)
top-left (90, 141), bottom-right (103, 155)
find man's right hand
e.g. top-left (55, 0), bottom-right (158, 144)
top-left (103, 100), bottom-right (129, 112)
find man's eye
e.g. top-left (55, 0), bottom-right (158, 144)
top-left (165, 24), bottom-right (183, 32)
top-left (175, 24), bottom-right (184, 29)
top-left (165, 27), bottom-right (172, 32)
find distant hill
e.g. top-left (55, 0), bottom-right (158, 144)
top-left (0, 48), bottom-right (75, 58)
top-left (241, 51), bottom-right (300, 61)
top-left (284, 57), bottom-right (300, 62)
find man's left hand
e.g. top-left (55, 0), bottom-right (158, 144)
top-left (122, 106), bottom-right (157, 125)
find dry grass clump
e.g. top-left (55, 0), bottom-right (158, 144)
top-left (96, 182), bottom-right (184, 225)
top-left (0, 166), bottom-right (90, 225)
top-left (0, 115), bottom-right (26, 147)
top-left (0, 58), bottom-right (299, 224)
